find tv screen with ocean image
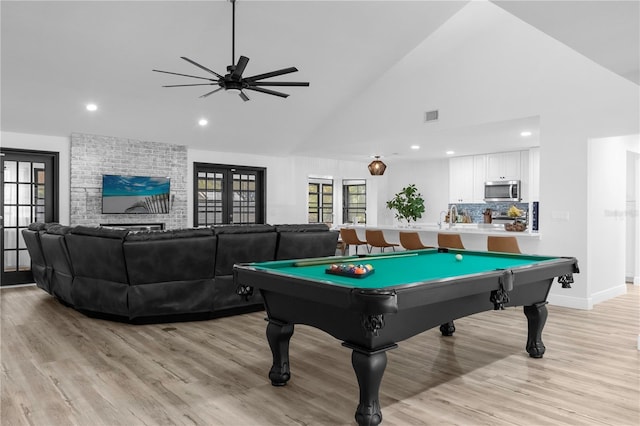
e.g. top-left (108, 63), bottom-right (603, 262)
top-left (102, 175), bottom-right (171, 214)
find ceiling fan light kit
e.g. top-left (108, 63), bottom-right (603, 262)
top-left (153, 0), bottom-right (309, 102)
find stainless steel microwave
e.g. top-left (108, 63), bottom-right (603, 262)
top-left (484, 180), bottom-right (521, 202)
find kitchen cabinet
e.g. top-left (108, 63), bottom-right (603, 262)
top-left (486, 151), bottom-right (521, 181)
top-left (473, 155), bottom-right (487, 202)
top-left (528, 147), bottom-right (540, 201)
top-left (450, 155), bottom-right (487, 203)
top-left (449, 156), bottom-right (474, 203)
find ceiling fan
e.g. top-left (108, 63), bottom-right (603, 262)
top-left (153, 0), bottom-right (309, 101)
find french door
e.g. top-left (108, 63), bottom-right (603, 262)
top-left (1, 149), bottom-right (58, 286)
top-left (194, 163), bottom-right (266, 226)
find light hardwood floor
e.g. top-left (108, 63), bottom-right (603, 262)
top-left (1, 284), bottom-right (638, 426)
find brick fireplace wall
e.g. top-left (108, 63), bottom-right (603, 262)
top-left (70, 133), bottom-right (188, 229)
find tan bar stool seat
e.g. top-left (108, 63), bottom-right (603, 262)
top-left (399, 231), bottom-right (433, 250)
top-left (339, 228), bottom-right (368, 255)
top-left (437, 233), bottom-right (465, 249)
top-left (487, 236), bottom-right (521, 253)
top-left (365, 229), bottom-right (399, 253)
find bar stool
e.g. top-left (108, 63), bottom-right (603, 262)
top-left (336, 238), bottom-right (347, 256)
top-left (399, 231), bottom-right (433, 250)
top-left (365, 229), bottom-right (399, 253)
top-left (487, 236), bottom-right (521, 253)
top-left (339, 228), bottom-right (368, 255)
top-left (437, 233), bottom-right (465, 249)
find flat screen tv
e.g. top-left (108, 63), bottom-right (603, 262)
top-left (102, 175), bottom-right (171, 214)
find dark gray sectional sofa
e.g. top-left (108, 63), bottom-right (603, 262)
top-left (22, 222), bottom-right (338, 323)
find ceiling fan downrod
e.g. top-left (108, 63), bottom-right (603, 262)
top-left (231, 0), bottom-right (236, 69)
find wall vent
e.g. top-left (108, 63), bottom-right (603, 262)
top-left (424, 110), bottom-right (439, 122)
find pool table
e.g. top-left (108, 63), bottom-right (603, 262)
top-left (234, 248), bottom-right (579, 426)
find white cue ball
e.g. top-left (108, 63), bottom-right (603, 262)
top-left (455, 254), bottom-right (463, 261)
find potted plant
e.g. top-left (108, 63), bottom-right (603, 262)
top-left (386, 184), bottom-right (425, 226)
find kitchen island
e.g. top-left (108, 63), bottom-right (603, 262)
top-left (336, 223), bottom-right (541, 253)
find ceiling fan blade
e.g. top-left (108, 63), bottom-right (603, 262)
top-left (245, 86), bottom-right (289, 98)
top-left (162, 83), bottom-right (218, 88)
top-left (153, 69), bottom-right (217, 81)
top-left (181, 57), bottom-right (223, 79)
top-left (199, 87), bottom-right (224, 98)
top-left (232, 56), bottom-right (250, 80)
top-left (249, 81), bottom-right (309, 87)
top-left (239, 91), bottom-right (250, 102)
top-left (244, 67), bottom-right (298, 82)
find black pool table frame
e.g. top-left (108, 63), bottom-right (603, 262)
top-left (234, 249), bottom-right (579, 426)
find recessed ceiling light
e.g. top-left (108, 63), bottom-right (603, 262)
top-left (198, 118), bottom-right (208, 126)
top-left (410, 145), bottom-right (420, 150)
top-left (520, 131), bottom-right (532, 137)
top-left (86, 103), bottom-right (97, 111)
top-left (446, 150), bottom-right (455, 155)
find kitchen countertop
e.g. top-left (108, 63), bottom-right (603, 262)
top-left (336, 223), bottom-right (541, 239)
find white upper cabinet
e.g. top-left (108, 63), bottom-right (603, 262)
top-left (528, 147), bottom-right (540, 201)
top-left (486, 151), bottom-right (521, 181)
top-left (449, 156), bottom-right (474, 203)
top-left (472, 155), bottom-right (487, 202)
top-left (449, 150), bottom-right (533, 204)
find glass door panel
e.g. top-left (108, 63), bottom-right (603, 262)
top-left (194, 163), bottom-right (264, 226)
top-left (1, 150), bottom-right (57, 285)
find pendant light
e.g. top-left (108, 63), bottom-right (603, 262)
top-left (368, 156), bottom-right (387, 176)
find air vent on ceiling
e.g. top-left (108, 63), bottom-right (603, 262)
top-left (424, 110), bottom-right (439, 122)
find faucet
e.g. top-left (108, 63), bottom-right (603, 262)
top-left (438, 211), bottom-right (447, 229)
top-left (449, 205), bottom-right (458, 229)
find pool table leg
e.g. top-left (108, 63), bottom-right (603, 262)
top-left (524, 301), bottom-right (548, 358)
top-left (350, 347), bottom-right (390, 426)
top-left (266, 319), bottom-right (294, 386)
top-left (439, 321), bottom-right (456, 336)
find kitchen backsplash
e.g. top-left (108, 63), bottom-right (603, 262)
top-left (446, 202), bottom-right (531, 223)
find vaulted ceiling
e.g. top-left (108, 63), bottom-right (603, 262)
top-left (2, 1), bottom-right (638, 161)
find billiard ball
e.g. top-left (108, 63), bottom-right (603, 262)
top-left (455, 254), bottom-right (463, 261)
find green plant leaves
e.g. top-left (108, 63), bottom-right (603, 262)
top-left (385, 184), bottom-right (425, 223)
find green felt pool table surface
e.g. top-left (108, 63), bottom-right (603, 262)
top-left (252, 249), bottom-right (558, 290)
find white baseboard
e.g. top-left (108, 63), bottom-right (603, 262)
top-left (0, 283), bottom-right (36, 290)
top-left (591, 284), bottom-right (628, 305)
top-left (548, 284), bottom-right (628, 310)
top-left (547, 293), bottom-right (592, 310)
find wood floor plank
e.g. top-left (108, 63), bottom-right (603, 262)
top-left (1, 284), bottom-right (638, 425)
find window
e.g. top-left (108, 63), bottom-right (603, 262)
top-left (342, 179), bottom-right (366, 224)
top-left (194, 163), bottom-right (265, 226)
top-left (308, 178), bottom-right (333, 225)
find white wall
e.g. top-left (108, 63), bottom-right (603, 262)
top-left (187, 149), bottom-right (374, 227)
top-left (304, 2), bottom-right (640, 309)
top-left (587, 135), bottom-right (638, 305)
top-left (625, 142), bottom-right (640, 285)
top-left (1, 131), bottom-right (71, 225)
top-left (380, 159), bottom-right (449, 226)
top-left (626, 152), bottom-right (640, 285)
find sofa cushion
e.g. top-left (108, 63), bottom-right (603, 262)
top-left (27, 222), bottom-right (47, 231)
top-left (70, 225), bottom-right (129, 239)
top-left (213, 227), bottom-right (277, 276)
top-left (124, 228), bottom-right (216, 285)
top-left (21, 228), bottom-right (50, 292)
top-left (212, 224), bottom-right (275, 235)
top-left (275, 229), bottom-right (339, 260)
top-left (274, 224), bottom-right (330, 233)
top-left (66, 226), bottom-right (129, 315)
top-left (41, 226), bottom-right (74, 304)
top-left (126, 227), bottom-right (213, 241)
